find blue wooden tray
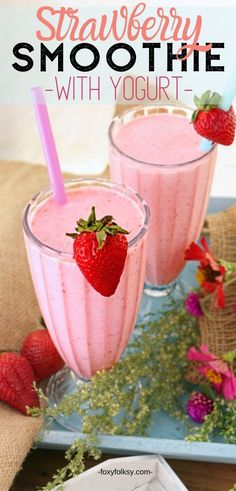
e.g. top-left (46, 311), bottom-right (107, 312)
top-left (39, 197), bottom-right (236, 463)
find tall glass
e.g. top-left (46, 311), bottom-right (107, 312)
top-left (22, 178), bottom-right (150, 426)
top-left (109, 105), bottom-right (217, 297)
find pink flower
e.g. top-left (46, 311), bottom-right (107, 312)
top-left (187, 344), bottom-right (236, 400)
top-left (187, 392), bottom-right (214, 424)
top-left (185, 292), bottom-right (204, 318)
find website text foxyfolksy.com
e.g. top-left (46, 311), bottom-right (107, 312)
top-left (98, 467), bottom-right (153, 477)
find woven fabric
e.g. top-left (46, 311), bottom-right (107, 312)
top-left (199, 277), bottom-right (236, 356)
top-left (0, 403), bottom-right (42, 491)
top-left (200, 205), bottom-right (236, 355)
top-left (204, 204), bottom-right (236, 262)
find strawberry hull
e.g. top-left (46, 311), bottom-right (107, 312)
top-left (22, 179), bottom-right (149, 380)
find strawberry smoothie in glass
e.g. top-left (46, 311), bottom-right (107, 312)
top-left (109, 105), bottom-right (217, 296)
top-left (22, 178), bottom-right (149, 426)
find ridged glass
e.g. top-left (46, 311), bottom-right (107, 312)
top-left (22, 178), bottom-right (150, 380)
top-left (109, 105), bottom-right (217, 293)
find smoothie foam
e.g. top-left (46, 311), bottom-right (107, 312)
top-left (115, 113), bottom-right (203, 165)
top-left (24, 182), bottom-right (148, 379)
top-left (31, 186), bottom-right (143, 251)
top-left (110, 108), bottom-right (217, 286)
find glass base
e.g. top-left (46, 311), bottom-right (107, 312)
top-left (138, 279), bottom-right (186, 322)
top-left (144, 279), bottom-right (177, 297)
top-left (46, 367), bottom-right (143, 432)
top-left (46, 367), bottom-right (89, 432)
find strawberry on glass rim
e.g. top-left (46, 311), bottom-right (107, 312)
top-left (192, 90), bottom-right (236, 146)
top-left (67, 206), bottom-right (129, 297)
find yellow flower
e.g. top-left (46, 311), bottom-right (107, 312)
top-left (195, 268), bottom-right (207, 285)
top-left (205, 368), bottom-right (222, 385)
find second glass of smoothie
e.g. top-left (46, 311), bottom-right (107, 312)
top-left (22, 178), bottom-right (150, 425)
top-left (109, 105), bottom-right (217, 296)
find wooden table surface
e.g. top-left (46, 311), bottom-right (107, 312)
top-left (10, 449), bottom-right (236, 491)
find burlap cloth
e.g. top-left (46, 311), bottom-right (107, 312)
top-left (200, 205), bottom-right (236, 356)
top-left (185, 206), bottom-right (236, 388)
top-left (204, 205), bottom-right (236, 262)
top-left (0, 160), bottom-right (73, 491)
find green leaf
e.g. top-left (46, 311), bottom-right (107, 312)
top-left (87, 206), bottom-right (96, 226)
top-left (194, 95), bottom-right (201, 107)
top-left (191, 110), bottom-right (199, 122)
top-left (39, 316), bottom-right (47, 329)
top-left (198, 383), bottom-right (216, 401)
top-left (66, 233), bottom-right (78, 239)
top-left (201, 90), bottom-right (211, 105)
top-left (104, 226), bottom-right (115, 235)
top-left (96, 229), bottom-right (106, 249)
top-left (100, 215), bottom-right (113, 226)
top-left (67, 207), bottom-right (129, 241)
top-left (223, 348), bottom-right (236, 365)
top-left (209, 92), bottom-right (221, 106)
top-left (77, 226), bottom-right (90, 233)
top-left (76, 219), bottom-right (87, 229)
top-left (107, 224), bottom-right (129, 234)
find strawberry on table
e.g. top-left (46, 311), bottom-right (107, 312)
top-left (0, 352), bottom-right (39, 415)
top-left (67, 206), bottom-right (129, 297)
top-left (192, 90), bottom-right (236, 146)
top-left (21, 328), bottom-right (64, 382)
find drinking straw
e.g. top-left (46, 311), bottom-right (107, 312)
top-left (200, 64), bottom-right (236, 152)
top-left (31, 87), bottom-right (67, 205)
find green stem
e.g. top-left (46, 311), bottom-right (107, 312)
top-left (223, 348), bottom-right (236, 365)
top-left (219, 260), bottom-right (236, 281)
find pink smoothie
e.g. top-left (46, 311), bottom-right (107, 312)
top-left (23, 182), bottom-right (149, 379)
top-left (110, 107), bottom-right (217, 286)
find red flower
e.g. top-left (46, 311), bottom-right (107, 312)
top-left (187, 344), bottom-right (236, 400)
top-left (184, 237), bottom-right (226, 308)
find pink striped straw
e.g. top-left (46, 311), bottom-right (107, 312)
top-left (31, 87), bottom-right (67, 205)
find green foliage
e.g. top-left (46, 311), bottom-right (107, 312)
top-left (30, 300), bottom-right (236, 490)
top-left (37, 436), bottom-right (101, 491)
top-left (187, 397), bottom-right (236, 443)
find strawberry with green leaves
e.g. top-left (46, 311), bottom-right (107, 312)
top-left (67, 206), bottom-right (129, 297)
top-left (0, 352), bottom-right (39, 415)
top-left (192, 91), bottom-right (236, 146)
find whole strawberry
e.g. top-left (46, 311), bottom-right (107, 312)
top-left (192, 91), bottom-right (236, 145)
top-left (67, 206), bottom-right (129, 297)
top-left (21, 329), bottom-right (64, 382)
top-left (0, 352), bottom-right (39, 415)
top-left (187, 391), bottom-right (214, 424)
